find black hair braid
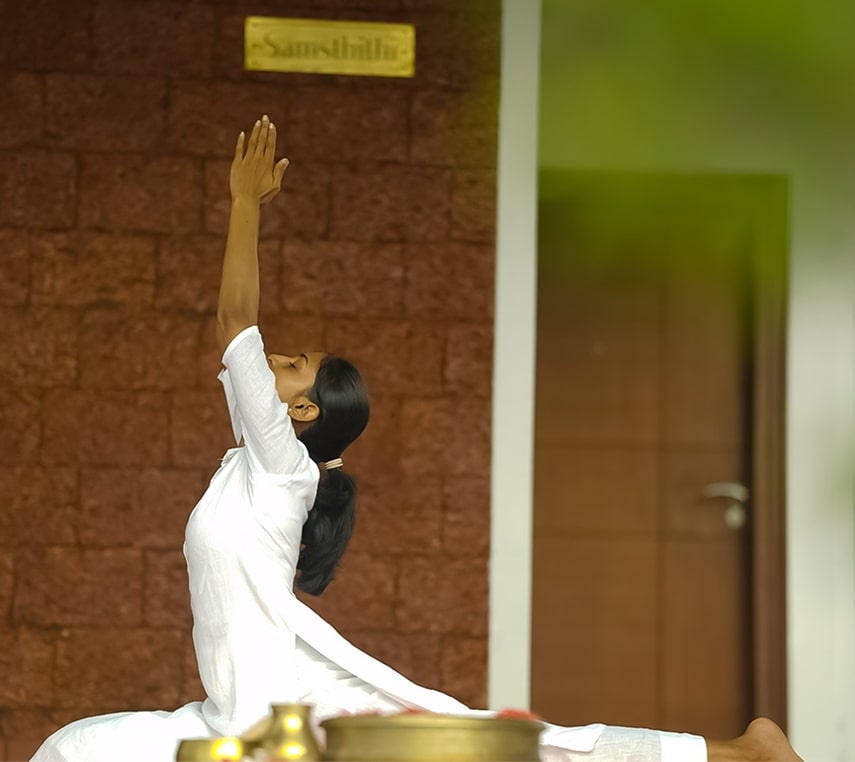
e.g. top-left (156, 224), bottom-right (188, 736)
top-left (295, 355), bottom-right (369, 596)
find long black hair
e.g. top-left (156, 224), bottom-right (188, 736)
top-left (295, 354), bottom-right (369, 596)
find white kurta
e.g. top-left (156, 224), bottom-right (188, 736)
top-left (30, 327), bottom-right (706, 762)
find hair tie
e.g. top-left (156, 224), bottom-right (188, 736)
top-left (323, 457), bottom-right (343, 470)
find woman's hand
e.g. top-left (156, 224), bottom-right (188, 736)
top-left (230, 114), bottom-right (290, 206)
top-left (217, 115), bottom-right (287, 351)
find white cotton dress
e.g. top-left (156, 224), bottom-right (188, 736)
top-left (30, 326), bottom-right (707, 762)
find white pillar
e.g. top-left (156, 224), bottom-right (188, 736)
top-left (489, 0), bottom-right (541, 711)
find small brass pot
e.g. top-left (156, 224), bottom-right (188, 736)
top-left (321, 713), bottom-right (542, 762)
top-left (242, 703), bottom-right (321, 761)
top-left (175, 736), bottom-right (245, 761)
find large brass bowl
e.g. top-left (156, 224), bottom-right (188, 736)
top-left (321, 713), bottom-right (542, 762)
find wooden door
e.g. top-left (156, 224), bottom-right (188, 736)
top-left (529, 173), bottom-right (787, 739)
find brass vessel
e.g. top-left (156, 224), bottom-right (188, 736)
top-left (175, 736), bottom-right (245, 761)
top-left (242, 703), bottom-right (321, 761)
top-left (321, 713), bottom-right (542, 762)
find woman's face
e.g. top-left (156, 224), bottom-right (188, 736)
top-left (267, 352), bottom-right (326, 405)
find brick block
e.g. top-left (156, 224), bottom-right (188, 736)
top-left (8, 735), bottom-right (45, 762)
top-left (354, 477), bottom-right (442, 556)
top-left (256, 313), bottom-right (329, 358)
top-left (0, 708), bottom-right (64, 762)
top-left (392, 631), bottom-right (442, 691)
top-left (0, 307), bottom-right (77, 386)
top-left (0, 0), bottom-right (91, 70)
top-left (156, 234), bottom-right (223, 313)
top-left (0, 228), bottom-right (29, 305)
top-left (79, 308), bottom-right (203, 390)
top-left (0, 466), bottom-right (77, 545)
top-left (42, 390), bottom-right (170, 466)
top-left (444, 322), bottom-right (493, 394)
top-left (451, 170), bottom-right (496, 242)
top-left (330, 165), bottom-right (451, 242)
top-left (15, 547), bottom-right (143, 627)
top-left (409, 10), bottom-right (501, 90)
top-left (79, 154), bottom-right (203, 234)
top-left (411, 88), bottom-right (499, 167)
top-left (92, 2), bottom-right (216, 78)
top-left (326, 318), bottom-right (445, 398)
top-left (0, 628), bottom-right (55, 704)
top-left (343, 630), bottom-right (412, 679)
top-left (212, 12), bottom-right (253, 80)
top-left (157, 235), bottom-right (280, 317)
top-left (344, 631), bottom-right (442, 691)
top-left (170, 389), bottom-right (232, 468)
top-left (202, 159), bottom-right (231, 233)
top-left (439, 635), bottom-right (487, 708)
top-left (79, 467), bottom-right (204, 549)
top-left (336, 394), bottom-right (403, 478)
top-left (45, 75), bottom-right (167, 152)
top-left (0, 151), bottom-right (76, 228)
top-left (405, 243), bottom-right (494, 319)
top-left (0, 73), bottom-right (43, 147)
top-left (300, 553), bottom-right (396, 631)
top-left (287, 86), bottom-right (408, 163)
top-left (203, 159), bottom-right (331, 241)
top-left (442, 477), bottom-right (490, 558)
top-left (396, 557), bottom-right (488, 636)
top-left (0, 387), bottom-right (40, 464)
top-left (399, 397), bottom-right (491, 476)
top-left (54, 628), bottom-right (184, 710)
top-left (144, 550), bottom-right (192, 629)
top-left (168, 82), bottom-right (295, 157)
top-left (279, 241), bottom-right (404, 317)
top-left (31, 231), bottom-right (157, 307)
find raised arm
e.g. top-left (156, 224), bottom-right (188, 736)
top-left (216, 115), bottom-right (289, 352)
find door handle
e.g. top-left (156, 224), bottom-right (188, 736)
top-left (701, 482), bottom-right (749, 530)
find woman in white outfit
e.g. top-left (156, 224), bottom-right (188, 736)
top-left (30, 116), bottom-right (801, 762)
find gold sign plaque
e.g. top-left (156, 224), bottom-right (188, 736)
top-left (244, 17), bottom-right (415, 78)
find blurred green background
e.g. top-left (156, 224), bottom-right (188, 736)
top-left (539, 0), bottom-right (855, 181)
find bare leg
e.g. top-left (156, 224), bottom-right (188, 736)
top-left (707, 718), bottom-right (803, 762)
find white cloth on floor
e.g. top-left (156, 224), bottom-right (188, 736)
top-left (541, 726), bottom-right (706, 762)
top-left (30, 326), bottom-right (706, 762)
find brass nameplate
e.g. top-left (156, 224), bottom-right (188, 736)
top-left (244, 17), bottom-right (415, 78)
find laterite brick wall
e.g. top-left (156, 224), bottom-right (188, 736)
top-left (0, 1), bottom-right (500, 758)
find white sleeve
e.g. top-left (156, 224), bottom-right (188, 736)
top-left (218, 325), bottom-right (315, 478)
top-left (659, 730), bottom-right (707, 762)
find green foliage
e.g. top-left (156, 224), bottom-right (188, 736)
top-left (539, 0), bottom-right (855, 169)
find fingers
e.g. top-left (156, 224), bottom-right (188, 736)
top-left (245, 118), bottom-right (262, 160)
top-left (233, 130), bottom-right (245, 161)
top-left (245, 114), bottom-right (276, 162)
top-left (255, 114), bottom-right (271, 160)
top-left (264, 119), bottom-right (277, 161)
top-left (273, 157), bottom-right (290, 186)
